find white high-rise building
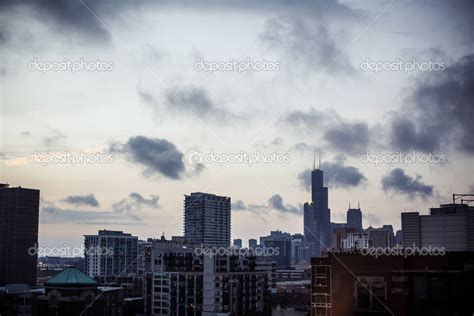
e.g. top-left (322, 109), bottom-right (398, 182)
top-left (84, 230), bottom-right (138, 277)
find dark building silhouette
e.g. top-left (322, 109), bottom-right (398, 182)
top-left (0, 184), bottom-right (40, 286)
top-left (347, 205), bottom-right (363, 232)
top-left (303, 161), bottom-right (331, 258)
top-left (311, 252), bottom-right (474, 316)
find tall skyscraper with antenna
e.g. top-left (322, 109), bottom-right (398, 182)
top-left (303, 155), bottom-right (331, 258)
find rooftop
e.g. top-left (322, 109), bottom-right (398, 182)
top-left (45, 267), bottom-right (97, 287)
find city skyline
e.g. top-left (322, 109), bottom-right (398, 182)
top-left (1, 0), bottom-right (473, 251)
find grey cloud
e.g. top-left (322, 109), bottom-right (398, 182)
top-left (112, 192), bottom-right (159, 221)
top-left (110, 136), bottom-right (188, 180)
top-left (282, 107), bottom-right (370, 156)
top-left (43, 129), bottom-right (66, 147)
top-left (40, 200), bottom-right (141, 225)
top-left (139, 85), bottom-right (233, 122)
top-left (63, 194), bottom-right (99, 207)
top-left (391, 54), bottom-right (474, 154)
top-left (0, 0), bottom-right (111, 42)
top-left (298, 159), bottom-right (367, 190)
top-left (324, 122), bottom-right (369, 155)
top-left (381, 168), bottom-right (433, 199)
top-left (268, 194), bottom-right (301, 215)
top-left (232, 195), bottom-right (300, 215)
top-left (260, 15), bottom-right (354, 74)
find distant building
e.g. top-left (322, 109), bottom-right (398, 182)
top-left (365, 225), bottom-right (395, 248)
top-left (233, 238), bottom-right (242, 248)
top-left (249, 239), bottom-right (258, 249)
top-left (331, 227), bottom-right (358, 251)
top-left (260, 231), bottom-right (292, 269)
top-left (184, 192), bottom-right (231, 247)
top-left (84, 230), bottom-right (139, 277)
top-left (347, 205), bottom-right (363, 232)
top-left (311, 252), bottom-right (474, 316)
top-left (402, 203), bottom-right (474, 251)
top-left (303, 164), bottom-right (331, 258)
top-left (0, 184), bottom-right (40, 286)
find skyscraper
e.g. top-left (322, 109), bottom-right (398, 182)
top-left (184, 192), bottom-right (231, 247)
top-left (0, 184), bottom-right (40, 286)
top-left (303, 160), bottom-right (331, 257)
top-left (347, 205), bottom-right (363, 232)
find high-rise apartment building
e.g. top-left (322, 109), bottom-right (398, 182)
top-left (184, 192), bottom-right (231, 247)
top-left (0, 184), bottom-right (40, 286)
top-left (84, 230), bottom-right (138, 277)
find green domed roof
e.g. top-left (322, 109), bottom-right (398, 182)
top-left (45, 267), bottom-right (97, 286)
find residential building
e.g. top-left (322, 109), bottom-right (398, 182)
top-left (184, 193), bottom-right (231, 247)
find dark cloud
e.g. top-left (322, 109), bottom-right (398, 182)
top-left (298, 159), bottom-right (366, 190)
top-left (324, 122), bottom-right (369, 155)
top-left (112, 192), bottom-right (159, 221)
top-left (232, 195), bottom-right (300, 215)
top-left (139, 85), bottom-right (233, 122)
top-left (260, 15), bottom-right (354, 74)
top-left (165, 86), bottom-right (230, 121)
top-left (43, 129), bottom-right (66, 147)
top-left (268, 194), bottom-right (301, 215)
top-left (63, 194), bottom-right (99, 207)
top-left (281, 107), bottom-right (370, 156)
top-left (232, 200), bottom-right (247, 211)
top-left (381, 168), bottom-right (433, 199)
top-left (0, 0), bottom-right (111, 42)
top-left (40, 199), bottom-right (141, 225)
top-left (391, 54), bottom-right (474, 154)
top-left (110, 136), bottom-right (188, 180)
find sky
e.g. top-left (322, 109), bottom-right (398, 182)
top-left (1, 0), bottom-right (473, 251)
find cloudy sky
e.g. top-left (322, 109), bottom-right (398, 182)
top-left (1, 0), bottom-right (473, 250)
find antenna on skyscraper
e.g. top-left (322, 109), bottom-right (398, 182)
top-left (358, 202), bottom-right (360, 209)
top-left (319, 153), bottom-right (321, 169)
top-left (313, 153), bottom-right (316, 170)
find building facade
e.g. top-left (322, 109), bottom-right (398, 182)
top-left (184, 193), bottom-right (231, 247)
top-left (84, 230), bottom-right (139, 277)
top-left (0, 184), bottom-right (40, 286)
top-left (401, 203), bottom-right (474, 250)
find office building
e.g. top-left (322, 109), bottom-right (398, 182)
top-left (402, 203), bottom-right (474, 250)
top-left (233, 238), bottom-right (242, 248)
top-left (0, 184), bottom-right (40, 286)
top-left (84, 230), bottom-right (139, 277)
top-left (365, 225), bottom-right (395, 248)
top-left (311, 252), bottom-right (474, 316)
top-left (248, 239), bottom-right (258, 249)
top-left (346, 205), bottom-right (363, 232)
top-left (303, 162), bottom-right (330, 258)
top-left (184, 192), bottom-right (231, 247)
top-left (260, 231), bottom-right (292, 269)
